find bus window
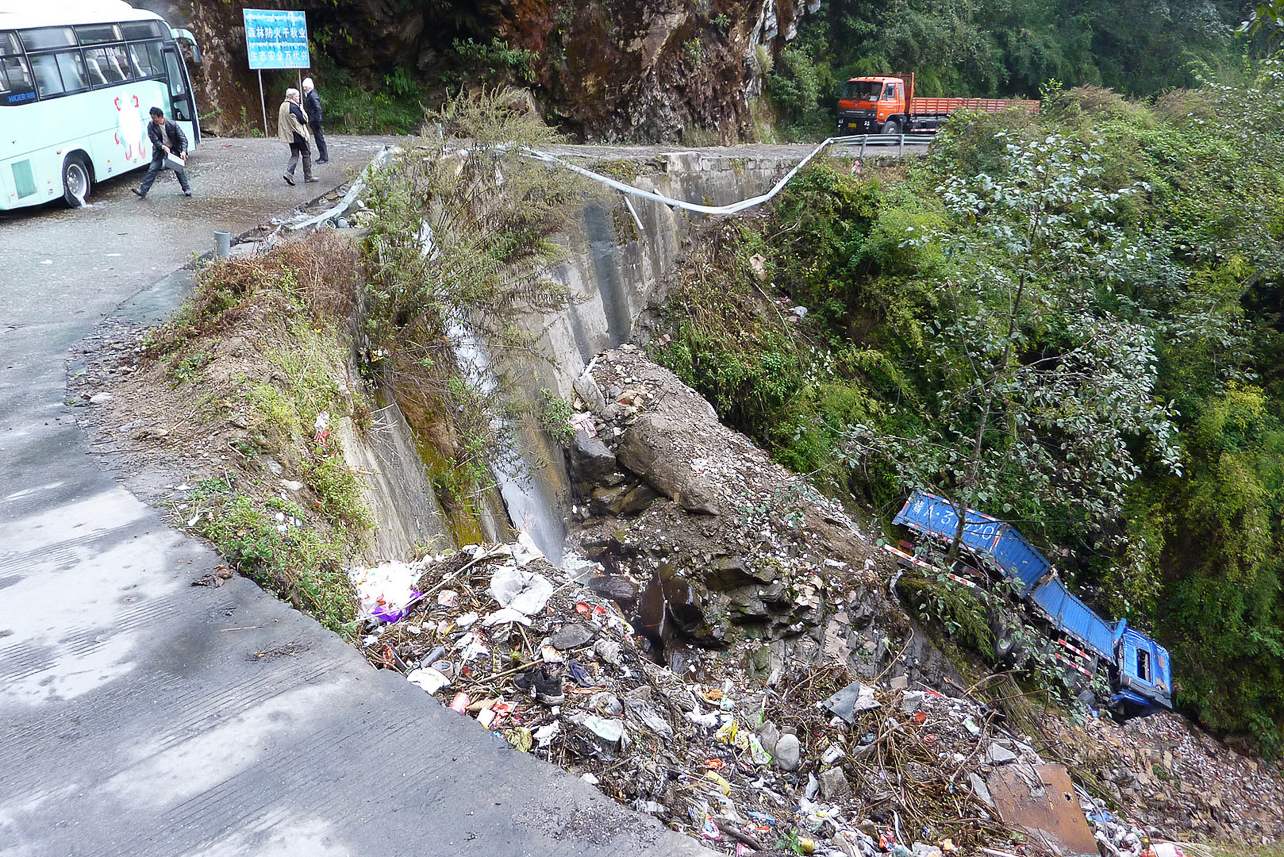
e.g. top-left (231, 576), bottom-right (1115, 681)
top-left (128, 42), bottom-right (162, 78)
top-left (29, 53), bottom-right (64, 97)
top-left (0, 32), bottom-right (22, 56)
top-left (55, 51), bottom-right (88, 92)
top-left (74, 23), bottom-right (121, 45)
top-left (86, 46), bottom-right (132, 83)
top-left (0, 56), bottom-right (37, 105)
top-left (120, 21), bottom-right (165, 40)
top-left (19, 27), bottom-right (76, 51)
top-left (108, 46), bottom-right (133, 81)
top-left (83, 52), bottom-right (107, 86)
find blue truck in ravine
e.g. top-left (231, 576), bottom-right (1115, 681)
top-left (890, 490), bottom-right (1173, 718)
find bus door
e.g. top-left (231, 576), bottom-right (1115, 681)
top-left (161, 43), bottom-right (198, 145)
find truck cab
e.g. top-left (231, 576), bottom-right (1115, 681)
top-left (836, 76), bottom-right (907, 135)
top-left (1112, 629), bottom-right (1173, 715)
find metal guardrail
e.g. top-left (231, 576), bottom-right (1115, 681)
top-left (833, 132), bottom-right (935, 157)
top-left (521, 133), bottom-right (935, 218)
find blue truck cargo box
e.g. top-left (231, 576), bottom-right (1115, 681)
top-left (893, 491), bottom-right (1052, 591)
top-left (1028, 576), bottom-right (1117, 662)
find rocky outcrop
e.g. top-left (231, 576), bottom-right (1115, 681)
top-left (495, 0), bottom-right (818, 141)
top-left (562, 346), bottom-right (959, 695)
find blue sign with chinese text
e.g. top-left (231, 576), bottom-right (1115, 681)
top-left (243, 9), bottom-right (309, 70)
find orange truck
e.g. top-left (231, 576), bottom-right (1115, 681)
top-left (835, 73), bottom-right (1039, 135)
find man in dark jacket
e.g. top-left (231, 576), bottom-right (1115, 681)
top-left (132, 106), bottom-right (191, 199)
top-left (302, 77), bottom-right (328, 164)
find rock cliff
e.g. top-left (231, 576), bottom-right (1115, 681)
top-left (136, 0), bottom-right (817, 139)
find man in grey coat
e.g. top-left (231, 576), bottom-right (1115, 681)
top-left (277, 88), bottom-right (317, 186)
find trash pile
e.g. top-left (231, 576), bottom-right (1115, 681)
top-left (350, 536), bottom-right (1106, 857)
top-left (1080, 809), bottom-right (1197, 857)
top-left (350, 341), bottom-right (1281, 857)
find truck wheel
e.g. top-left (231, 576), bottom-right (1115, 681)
top-left (1076, 688), bottom-right (1097, 710)
top-left (994, 626), bottom-right (1017, 662)
top-left (62, 154), bottom-right (91, 207)
top-left (880, 119), bottom-right (900, 135)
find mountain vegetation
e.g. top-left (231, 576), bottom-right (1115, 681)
top-left (767, 0), bottom-right (1264, 138)
top-left (658, 63), bottom-right (1284, 754)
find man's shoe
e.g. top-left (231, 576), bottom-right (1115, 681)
top-left (315, 158), bottom-right (328, 164)
top-left (183, 190), bottom-right (192, 197)
top-left (514, 666), bottom-right (565, 705)
top-left (131, 188), bottom-right (145, 199)
top-left (283, 173), bottom-right (295, 186)
top-left (304, 177), bottom-right (319, 183)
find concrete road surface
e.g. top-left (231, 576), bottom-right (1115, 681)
top-left (0, 137), bottom-right (708, 857)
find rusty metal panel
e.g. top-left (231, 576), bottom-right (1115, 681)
top-left (988, 763), bottom-right (1098, 857)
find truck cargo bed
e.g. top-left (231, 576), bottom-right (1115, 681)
top-left (910, 97), bottom-right (1040, 116)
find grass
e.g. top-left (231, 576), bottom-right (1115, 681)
top-left (193, 490), bottom-right (358, 637)
top-left (1186, 845), bottom-right (1284, 857)
top-left (150, 233), bottom-right (374, 639)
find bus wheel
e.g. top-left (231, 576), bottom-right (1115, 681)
top-left (62, 155), bottom-right (91, 208)
top-left (880, 119), bottom-right (900, 135)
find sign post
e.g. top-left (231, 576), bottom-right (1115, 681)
top-left (242, 9), bottom-right (311, 138)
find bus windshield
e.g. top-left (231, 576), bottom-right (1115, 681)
top-left (842, 80), bottom-right (885, 101)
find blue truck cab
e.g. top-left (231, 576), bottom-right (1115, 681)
top-left (892, 490), bottom-right (1174, 716)
top-left (1113, 628), bottom-right (1173, 714)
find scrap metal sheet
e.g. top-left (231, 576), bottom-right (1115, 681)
top-left (988, 763), bottom-right (1098, 857)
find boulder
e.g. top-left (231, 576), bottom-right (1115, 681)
top-left (726, 586), bottom-right (770, 620)
top-left (618, 483), bottom-right (660, 515)
top-left (568, 429), bottom-right (617, 485)
top-left (587, 574), bottom-right (639, 608)
top-left (589, 485), bottom-right (630, 515)
top-left (984, 743), bottom-right (1019, 765)
top-left (820, 767), bottom-right (851, 800)
top-left (573, 372), bottom-right (607, 412)
top-left (616, 413), bottom-right (721, 514)
top-left (774, 733), bottom-right (801, 771)
top-left (550, 623), bottom-right (596, 650)
top-left (969, 771), bottom-right (995, 808)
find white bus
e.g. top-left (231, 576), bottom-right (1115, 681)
top-left (0, 1), bottom-right (202, 209)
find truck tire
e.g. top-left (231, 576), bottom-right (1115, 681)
top-left (1076, 688), bottom-right (1097, 710)
top-left (880, 118), bottom-right (900, 135)
top-left (993, 626), bottom-right (1017, 662)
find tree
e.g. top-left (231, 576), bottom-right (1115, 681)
top-left (1243, 0), bottom-right (1284, 37)
top-left (845, 131), bottom-right (1180, 561)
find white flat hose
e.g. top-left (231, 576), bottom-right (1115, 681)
top-left (519, 134), bottom-right (924, 216)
